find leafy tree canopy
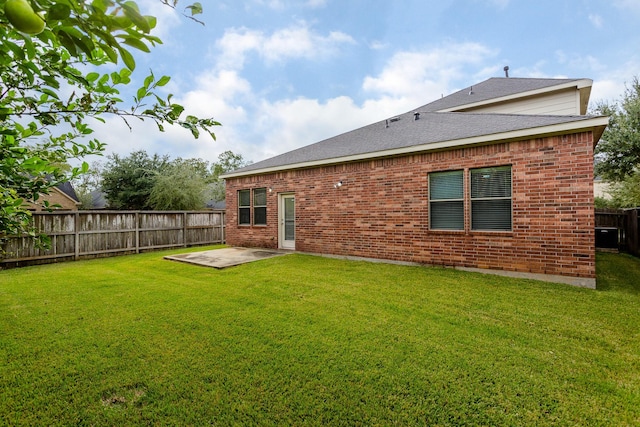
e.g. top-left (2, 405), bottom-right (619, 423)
top-left (594, 76), bottom-right (640, 182)
top-left (101, 150), bottom-right (168, 210)
top-left (209, 150), bottom-right (250, 203)
top-left (149, 158), bottom-right (209, 210)
top-left (0, 0), bottom-right (217, 247)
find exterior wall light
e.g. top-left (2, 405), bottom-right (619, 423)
top-left (333, 181), bottom-right (343, 188)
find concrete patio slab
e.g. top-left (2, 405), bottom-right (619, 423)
top-left (164, 247), bottom-right (290, 269)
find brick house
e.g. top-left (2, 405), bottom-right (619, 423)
top-left (23, 182), bottom-right (80, 211)
top-left (222, 77), bottom-right (608, 288)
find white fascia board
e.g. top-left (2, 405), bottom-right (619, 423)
top-left (221, 116), bottom-right (609, 179)
top-left (437, 79), bottom-right (594, 113)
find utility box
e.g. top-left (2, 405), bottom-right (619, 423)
top-left (595, 227), bottom-right (619, 250)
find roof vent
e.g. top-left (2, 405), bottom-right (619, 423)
top-left (389, 117), bottom-right (400, 123)
top-left (504, 65), bottom-right (509, 78)
top-left (468, 86), bottom-right (473, 95)
top-left (414, 112), bottom-right (420, 121)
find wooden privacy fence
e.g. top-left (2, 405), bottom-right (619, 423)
top-left (1, 210), bottom-right (225, 268)
top-left (595, 208), bottom-right (640, 256)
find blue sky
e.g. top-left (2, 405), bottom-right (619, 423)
top-left (88, 0), bottom-right (640, 166)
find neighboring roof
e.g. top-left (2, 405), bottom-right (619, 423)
top-left (90, 190), bottom-right (107, 209)
top-left (206, 200), bottom-right (226, 210)
top-left (417, 77), bottom-right (592, 113)
top-left (223, 112), bottom-right (607, 178)
top-left (55, 181), bottom-right (79, 203)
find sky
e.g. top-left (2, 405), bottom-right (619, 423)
top-left (85, 0), bottom-right (640, 167)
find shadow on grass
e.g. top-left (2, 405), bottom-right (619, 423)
top-left (596, 251), bottom-right (640, 294)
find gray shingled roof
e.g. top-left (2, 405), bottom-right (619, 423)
top-left (417, 77), bottom-right (585, 112)
top-left (228, 111), bottom-right (600, 175)
top-left (223, 77), bottom-right (602, 177)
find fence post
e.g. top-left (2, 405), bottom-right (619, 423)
top-left (221, 211), bottom-right (225, 244)
top-left (183, 212), bottom-right (188, 247)
top-left (74, 211), bottom-right (80, 260)
top-left (135, 211), bottom-right (140, 253)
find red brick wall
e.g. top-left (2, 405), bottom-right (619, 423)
top-left (225, 132), bottom-right (595, 279)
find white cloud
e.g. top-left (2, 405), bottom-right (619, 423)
top-left (590, 60), bottom-right (640, 104)
top-left (369, 40), bottom-right (389, 50)
top-left (484, 0), bottom-right (510, 10)
top-left (216, 23), bottom-right (356, 70)
top-left (614, 0), bottom-right (640, 14)
top-left (589, 13), bottom-right (604, 29)
top-left (96, 41), bottom-right (506, 163)
top-left (251, 0), bottom-right (327, 8)
top-left (306, 0), bottom-right (327, 7)
top-left (362, 42), bottom-right (498, 103)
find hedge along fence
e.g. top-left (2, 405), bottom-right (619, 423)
top-left (1, 210), bottom-right (226, 268)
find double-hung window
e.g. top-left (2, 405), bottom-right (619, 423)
top-left (238, 190), bottom-right (251, 225)
top-left (253, 188), bottom-right (267, 225)
top-left (238, 188), bottom-right (268, 225)
top-left (429, 170), bottom-right (464, 230)
top-left (429, 166), bottom-right (512, 231)
top-left (471, 166), bottom-right (512, 231)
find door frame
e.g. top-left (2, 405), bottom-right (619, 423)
top-left (278, 193), bottom-right (295, 250)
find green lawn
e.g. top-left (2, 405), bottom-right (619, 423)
top-left (1, 247), bottom-right (638, 426)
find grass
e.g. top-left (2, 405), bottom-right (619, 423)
top-left (1, 247), bottom-right (639, 426)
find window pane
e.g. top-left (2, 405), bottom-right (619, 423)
top-left (254, 207), bottom-right (267, 225)
top-left (238, 190), bottom-right (250, 207)
top-left (430, 201), bottom-right (464, 230)
top-left (254, 188), bottom-right (267, 206)
top-left (239, 207), bottom-right (251, 225)
top-left (471, 166), bottom-right (512, 231)
top-left (472, 199), bottom-right (511, 230)
top-left (471, 167), bottom-right (511, 198)
top-left (430, 171), bottom-right (463, 200)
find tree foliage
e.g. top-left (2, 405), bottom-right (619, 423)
top-left (149, 158), bottom-right (209, 210)
top-left (101, 150), bottom-right (168, 210)
top-left (600, 171), bottom-right (640, 208)
top-left (594, 76), bottom-right (640, 182)
top-left (209, 150), bottom-right (250, 202)
top-left (0, 0), bottom-right (218, 247)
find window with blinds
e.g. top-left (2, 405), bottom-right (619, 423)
top-left (238, 189), bottom-right (251, 225)
top-left (429, 170), bottom-right (464, 230)
top-left (471, 166), bottom-right (512, 231)
top-left (253, 188), bottom-right (267, 225)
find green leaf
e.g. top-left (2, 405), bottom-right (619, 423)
top-left (145, 15), bottom-right (157, 30)
top-left (91, 0), bottom-right (111, 14)
top-left (156, 75), bottom-right (171, 87)
top-left (110, 71), bottom-right (121, 84)
top-left (143, 73), bottom-right (154, 89)
top-left (40, 88), bottom-right (60, 99)
top-left (123, 2), bottom-right (151, 33)
top-left (57, 30), bottom-right (78, 55)
top-left (186, 2), bottom-right (203, 16)
top-left (117, 46), bottom-right (136, 71)
top-left (86, 72), bottom-right (100, 82)
top-left (136, 87), bottom-right (147, 101)
top-left (97, 42), bottom-right (118, 63)
top-left (48, 4), bottom-right (72, 20)
top-left (119, 36), bottom-right (150, 53)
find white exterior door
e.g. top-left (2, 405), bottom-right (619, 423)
top-left (279, 194), bottom-right (295, 250)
